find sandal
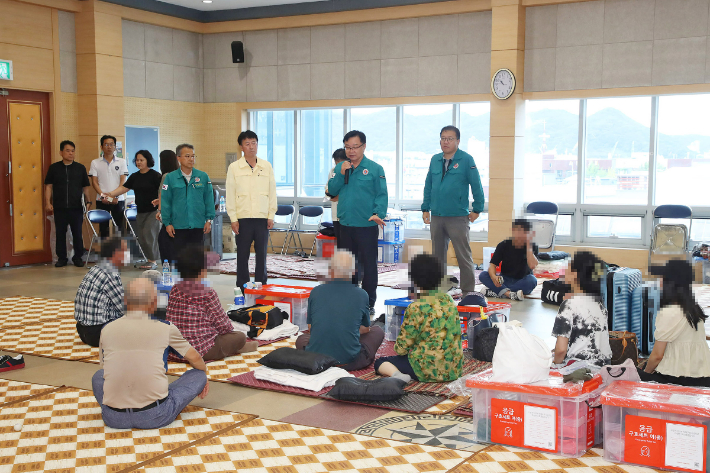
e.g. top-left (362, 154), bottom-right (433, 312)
top-left (140, 262), bottom-right (158, 270)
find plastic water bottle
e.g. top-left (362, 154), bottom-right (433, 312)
top-left (219, 195), bottom-right (226, 212)
top-left (162, 260), bottom-right (171, 285)
top-left (234, 287), bottom-right (245, 307)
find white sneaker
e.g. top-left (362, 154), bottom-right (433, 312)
top-left (509, 290), bottom-right (524, 301)
top-left (484, 289), bottom-right (500, 299)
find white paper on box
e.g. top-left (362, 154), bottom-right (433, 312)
top-left (523, 405), bottom-right (556, 450)
top-left (669, 393), bottom-right (705, 408)
top-left (665, 423), bottom-right (705, 472)
top-left (274, 302), bottom-right (291, 317)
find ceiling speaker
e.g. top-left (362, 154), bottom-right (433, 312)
top-left (231, 41), bottom-right (244, 64)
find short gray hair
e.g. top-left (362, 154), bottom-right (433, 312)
top-left (331, 250), bottom-right (356, 279)
top-left (125, 277), bottom-right (157, 309)
top-left (176, 143), bottom-right (194, 156)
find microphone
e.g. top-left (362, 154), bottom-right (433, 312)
top-left (343, 158), bottom-right (352, 184)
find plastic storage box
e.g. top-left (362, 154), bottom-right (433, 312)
top-left (384, 297), bottom-right (410, 341)
top-left (378, 240), bottom-right (403, 263)
top-left (466, 369), bottom-right (604, 457)
top-left (379, 218), bottom-right (404, 242)
top-left (601, 381), bottom-right (710, 472)
top-left (316, 233), bottom-right (336, 258)
top-left (243, 284), bottom-right (312, 330)
top-left (458, 302), bottom-right (511, 324)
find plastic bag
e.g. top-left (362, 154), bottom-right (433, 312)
top-left (490, 322), bottom-right (551, 384)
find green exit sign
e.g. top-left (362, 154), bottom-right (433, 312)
top-left (0, 60), bottom-right (13, 81)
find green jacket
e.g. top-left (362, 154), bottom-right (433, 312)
top-left (160, 169), bottom-right (215, 230)
top-left (394, 290), bottom-right (463, 382)
top-left (421, 149), bottom-right (485, 217)
top-left (327, 156), bottom-right (388, 227)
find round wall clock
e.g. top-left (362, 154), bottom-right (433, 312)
top-left (491, 68), bottom-right (516, 100)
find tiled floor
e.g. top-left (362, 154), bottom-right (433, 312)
top-left (0, 259), bottom-right (560, 452)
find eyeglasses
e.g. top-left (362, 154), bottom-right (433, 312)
top-left (344, 143), bottom-right (365, 152)
top-left (440, 137), bottom-right (457, 143)
top-left (180, 155), bottom-right (196, 160)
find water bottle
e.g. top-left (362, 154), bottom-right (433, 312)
top-left (162, 260), bottom-right (171, 285)
top-left (234, 287), bottom-right (245, 307)
top-left (219, 195), bottom-right (226, 212)
top-left (171, 262), bottom-right (178, 284)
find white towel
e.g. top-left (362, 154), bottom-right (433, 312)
top-left (229, 320), bottom-right (299, 340)
top-left (253, 366), bottom-right (353, 392)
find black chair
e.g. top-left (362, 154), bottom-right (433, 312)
top-left (525, 201), bottom-right (559, 251)
top-left (650, 204), bottom-right (692, 265)
top-left (284, 206), bottom-right (324, 258)
top-left (268, 204), bottom-right (296, 255)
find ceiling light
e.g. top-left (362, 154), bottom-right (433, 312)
top-left (203, 0), bottom-right (212, 3)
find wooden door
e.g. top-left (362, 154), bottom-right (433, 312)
top-left (0, 89), bottom-right (52, 266)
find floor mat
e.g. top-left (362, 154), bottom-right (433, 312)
top-left (220, 254), bottom-right (398, 280)
top-left (452, 402), bottom-right (473, 418)
top-left (137, 416), bottom-right (475, 472)
top-left (424, 395), bottom-right (470, 415)
top-left (0, 385), bottom-right (255, 473)
top-left (0, 379), bottom-right (63, 408)
top-left (379, 269), bottom-right (481, 289)
top-left (319, 390), bottom-right (446, 413)
top-left (0, 296), bottom-right (75, 328)
top-left (0, 317), bottom-right (98, 360)
top-left (452, 444), bottom-right (658, 473)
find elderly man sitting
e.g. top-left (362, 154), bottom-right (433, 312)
top-left (92, 277), bottom-right (209, 429)
top-left (74, 237), bottom-right (129, 347)
top-left (295, 250), bottom-right (385, 371)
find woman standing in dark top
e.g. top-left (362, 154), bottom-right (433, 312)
top-left (103, 150), bottom-right (162, 269)
top-left (156, 150), bottom-right (179, 264)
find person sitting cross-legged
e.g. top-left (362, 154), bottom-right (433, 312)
top-left (74, 237), bottom-right (129, 347)
top-left (295, 250), bottom-right (385, 371)
top-left (374, 253), bottom-right (463, 383)
top-left (479, 218), bottom-right (539, 301)
top-left (167, 245), bottom-right (258, 361)
top-left (92, 277), bottom-right (209, 429)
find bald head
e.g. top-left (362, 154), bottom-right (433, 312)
top-left (330, 250), bottom-right (356, 279)
top-left (125, 277), bottom-right (157, 312)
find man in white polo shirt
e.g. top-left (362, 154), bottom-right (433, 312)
top-left (90, 135), bottom-right (129, 237)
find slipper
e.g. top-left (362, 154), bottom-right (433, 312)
top-left (140, 262), bottom-right (158, 270)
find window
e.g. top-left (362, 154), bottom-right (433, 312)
top-left (460, 103), bottom-right (491, 200)
top-left (656, 94), bottom-right (710, 206)
top-left (471, 212), bottom-right (488, 233)
top-left (586, 216), bottom-right (642, 239)
top-left (252, 110), bottom-right (295, 196)
top-left (402, 104), bottom-right (454, 200)
top-left (584, 97), bottom-right (651, 205)
top-left (524, 100), bottom-right (579, 204)
top-left (556, 215), bottom-right (572, 236)
top-left (300, 109), bottom-right (344, 197)
top-left (350, 107), bottom-right (396, 198)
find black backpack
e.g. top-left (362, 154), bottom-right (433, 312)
top-left (227, 304), bottom-right (286, 338)
top-left (541, 278), bottom-right (571, 306)
top-left (473, 327), bottom-right (499, 362)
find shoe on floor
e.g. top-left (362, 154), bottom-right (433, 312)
top-left (238, 341), bottom-right (259, 354)
top-left (484, 289), bottom-right (500, 299)
top-left (73, 258), bottom-right (85, 267)
top-left (369, 306), bottom-right (376, 319)
top-left (509, 290), bottom-right (524, 301)
top-left (55, 259), bottom-right (68, 268)
top-left (0, 355), bottom-right (25, 372)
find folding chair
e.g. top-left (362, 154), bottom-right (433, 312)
top-left (268, 204), bottom-right (296, 254)
top-left (650, 204), bottom-right (692, 266)
top-left (525, 201), bottom-right (559, 251)
top-left (124, 205), bottom-right (148, 264)
top-left (84, 209), bottom-right (118, 264)
top-left (284, 206), bottom-right (324, 258)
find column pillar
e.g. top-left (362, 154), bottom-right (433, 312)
top-left (75, 0), bottom-right (124, 167)
top-left (487, 0), bottom-right (526, 245)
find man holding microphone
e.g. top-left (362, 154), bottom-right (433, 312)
top-left (327, 131), bottom-right (388, 315)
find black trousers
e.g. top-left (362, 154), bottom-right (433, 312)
top-left (76, 322), bottom-right (105, 348)
top-left (158, 225), bottom-right (175, 263)
top-left (96, 201), bottom-right (125, 237)
top-left (637, 368), bottom-right (710, 388)
top-left (54, 207), bottom-right (85, 262)
top-left (333, 221), bottom-right (342, 248)
top-left (339, 224), bottom-right (379, 308)
top-left (173, 229), bottom-right (205, 256)
top-left (236, 218), bottom-right (268, 290)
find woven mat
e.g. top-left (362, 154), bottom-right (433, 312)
top-left (0, 296), bottom-right (75, 329)
top-left (319, 390), bottom-right (446, 413)
top-left (379, 269), bottom-right (480, 289)
top-left (220, 254), bottom-right (398, 280)
top-left (452, 401), bottom-right (473, 417)
top-left (138, 417), bottom-right (475, 472)
top-left (425, 395), bottom-right (470, 415)
top-left (0, 317), bottom-right (99, 360)
top-left (0, 383), bottom-right (255, 473)
top-left (452, 444), bottom-right (657, 473)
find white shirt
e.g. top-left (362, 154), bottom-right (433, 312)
top-left (181, 169), bottom-right (193, 181)
top-left (89, 156), bottom-right (129, 201)
top-left (654, 305), bottom-right (710, 378)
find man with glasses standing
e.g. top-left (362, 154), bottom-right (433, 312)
top-left (421, 126), bottom-right (485, 295)
top-left (327, 131), bottom-right (388, 315)
top-left (161, 144), bottom-right (215, 249)
top-left (90, 135), bottom-right (128, 237)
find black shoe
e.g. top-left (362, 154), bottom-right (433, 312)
top-left (0, 355), bottom-right (25, 372)
top-left (73, 258), bottom-right (85, 268)
top-left (369, 306), bottom-right (376, 319)
top-left (55, 259), bottom-right (68, 267)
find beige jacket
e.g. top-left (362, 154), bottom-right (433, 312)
top-left (226, 157), bottom-right (277, 221)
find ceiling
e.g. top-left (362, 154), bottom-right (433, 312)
top-left (156, 0), bottom-right (328, 12)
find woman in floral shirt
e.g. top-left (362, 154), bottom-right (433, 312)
top-left (374, 254), bottom-right (463, 383)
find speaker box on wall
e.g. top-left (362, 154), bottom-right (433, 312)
top-left (231, 41), bottom-right (244, 63)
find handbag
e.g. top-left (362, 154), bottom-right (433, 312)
top-left (609, 331), bottom-right (639, 366)
top-left (473, 327), bottom-right (499, 362)
top-left (228, 304), bottom-right (286, 338)
top-left (541, 278), bottom-right (571, 305)
top-left (600, 358), bottom-right (641, 385)
top-left (490, 323), bottom-right (552, 383)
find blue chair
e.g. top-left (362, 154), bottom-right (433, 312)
top-left (84, 209), bottom-right (118, 264)
top-left (525, 201), bottom-right (559, 251)
top-left (268, 204), bottom-right (296, 255)
top-left (284, 205), bottom-right (324, 258)
top-left (650, 205), bottom-right (692, 263)
top-left (124, 205), bottom-right (148, 264)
